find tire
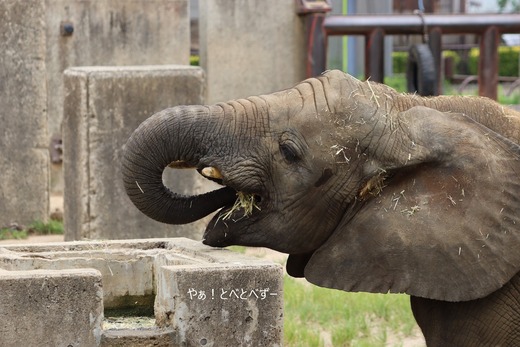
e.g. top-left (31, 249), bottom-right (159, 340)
top-left (406, 44), bottom-right (437, 96)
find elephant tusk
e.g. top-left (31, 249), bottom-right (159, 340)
top-left (168, 160), bottom-right (195, 169)
top-left (201, 167), bottom-right (223, 180)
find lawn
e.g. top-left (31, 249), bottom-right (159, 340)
top-left (283, 276), bottom-right (420, 347)
top-left (229, 246), bottom-right (424, 346)
top-left (0, 220), bottom-right (63, 240)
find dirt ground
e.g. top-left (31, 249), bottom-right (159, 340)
top-left (0, 234), bottom-right (64, 245)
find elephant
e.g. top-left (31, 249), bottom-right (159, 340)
top-left (121, 70), bottom-right (520, 346)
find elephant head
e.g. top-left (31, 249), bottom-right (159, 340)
top-left (122, 70), bottom-right (520, 303)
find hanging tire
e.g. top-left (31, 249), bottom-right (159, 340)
top-left (406, 43), bottom-right (437, 96)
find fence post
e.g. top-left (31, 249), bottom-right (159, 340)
top-left (479, 26), bottom-right (499, 100)
top-left (296, 1), bottom-right (332, 78)
top-left (428, 27), bottom-right (443, 95)
top-left (365, 28), bottom-right (385, 82)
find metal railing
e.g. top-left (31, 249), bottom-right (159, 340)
top-left (304, 12), bottom-right (520, 100)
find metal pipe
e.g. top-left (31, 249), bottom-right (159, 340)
top-left (316, 13), bottom-right (520, 100)
top-left (428, 27), bottom-right (443, 95)
top-left (479, 26), bottom-right (500, 100)
top-left (365, 28), bottom-right (384, 82)
top-left (324, 14), bottom-right (520, 36)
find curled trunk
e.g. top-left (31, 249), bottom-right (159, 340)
top-left (121, 105), bottom-right (236, 224)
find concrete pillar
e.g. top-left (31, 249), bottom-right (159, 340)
top-left (63, 65), bottom-right (219, 241)
top-left (0, 0), bottom-right (50, 226)
top-left (0, 269), bottom-right (104, 346)
top-left (199, 0), bottom-right (306, 104)
top-left (45, 0), bottom-right (190, 193)
top-left (46, 0), bottom-right (190, 141)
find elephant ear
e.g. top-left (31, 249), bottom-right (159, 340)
top-left (304, 106), bottom-right (520, 302)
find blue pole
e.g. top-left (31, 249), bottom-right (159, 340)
top-left (418, 0), bottom-right (424, 12)
top-left (347, 0), bottom-right (358, 76)
top-left (342, 0), bottom-right (348, 72)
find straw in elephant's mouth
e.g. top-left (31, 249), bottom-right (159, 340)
top-left (197, 165), bottom-right (262, 221)
top-left (219, 192), bottom-right (261, 221)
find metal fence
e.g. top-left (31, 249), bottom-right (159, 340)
top-left (303, 12), bottom-right (520, 100)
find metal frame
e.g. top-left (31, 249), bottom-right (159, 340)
top-left (310, 13), bottom-right (520, 100)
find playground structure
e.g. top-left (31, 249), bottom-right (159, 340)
top-left (303, 10), bottom-right (520, 100)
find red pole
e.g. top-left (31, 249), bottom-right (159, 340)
top-left (478, 26), bottom-right (499, 100)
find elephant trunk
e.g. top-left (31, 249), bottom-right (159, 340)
top-left (121, 105), bottom-right (236, 224)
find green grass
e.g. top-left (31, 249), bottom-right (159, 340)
top-left (384, 75), bottom-right (407, 93)
top-left (0, 228), bottom-right (28, 240)
top-left (499, 92), bottom-right (520, 105)
top-left (283, 276), bottom-right (417, 346)
top-left (190, 55), bottom-right (200, 66)
top-left (26, 220), bottom-right (64, 235)
top-left (226, 245), bottom-right (247, 254)
top-left (0, 220), bottom-right (63, 240)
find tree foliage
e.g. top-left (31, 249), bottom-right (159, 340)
top-left (498, 0), bottom-right (520, 12)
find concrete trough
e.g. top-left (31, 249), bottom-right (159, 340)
top-left (0, 238), bottom-right (283, 346)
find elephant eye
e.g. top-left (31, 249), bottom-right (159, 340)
top-left (280, 142), bottom-right (300, 163)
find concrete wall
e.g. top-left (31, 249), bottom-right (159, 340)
top-left (0, 238), bottom-right (284, 347)
top-left (46, 0), bottom-right (190, 139)
top-left (0, 0), bottom-right (50, 226)
top-left (199, 0), bottom-right (306, 104)
top-left (0, 0), bottom-right (190, 228)
top-left (0, 268), bottom-right (104, 347)
top-left (46, 0), bottom-right (190, 192)
top-left (63, 65), bottom-right (219, 241)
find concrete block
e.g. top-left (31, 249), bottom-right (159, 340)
top-left (0, 238), bottom-right (283, 346)
top-left (156, 264), bottom-right (284, 346)
top-left (199, 0), bottom-right (306, 104)
top-left (63, 65), bottom-right (219, 241)
top-left (0, 268), bottom-right (104, 347)
top-left (45, 0), bottom-right (190, 147)
top-left (0, 246), bottom-right (156, 309)
top-left (0, 0), bottom-right (49, 226)
top-left (101, 329), bottom-right (175, 347)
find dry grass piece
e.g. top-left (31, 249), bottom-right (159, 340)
top-left (359, 170), bottom-right (387, 199)
top-left (221, 192), bottom-right (260, 221)
top-left (366, 79), bottom-right (381, 108)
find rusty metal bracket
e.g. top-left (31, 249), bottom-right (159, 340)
top-left (295, 0), bottom-right (331, 14)
top-left (296, 0), bottom-right (332, 78)
top-left (50, 135), bottom-right (63, 164)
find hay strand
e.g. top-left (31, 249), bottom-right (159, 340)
top-left (366, 78), bottom-right (381, 108)
top-left (221, 192), bottom-right (260, 221)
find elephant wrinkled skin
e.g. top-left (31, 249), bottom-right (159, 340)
top-left (122, 70), bottom-right (520, 346)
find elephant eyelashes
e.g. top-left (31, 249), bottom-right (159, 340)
top-left (279, 142), bottom-right (300, 163)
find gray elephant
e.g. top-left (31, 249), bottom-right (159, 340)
top-left (121, 70), bottom-right (520, 346)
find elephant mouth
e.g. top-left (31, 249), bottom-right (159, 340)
top-left (196, 166), bottom-right (265, 246)
top-left (216, 191), bottom-right (262, 221)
